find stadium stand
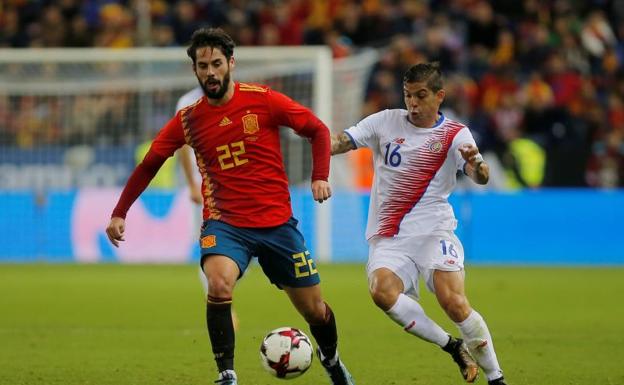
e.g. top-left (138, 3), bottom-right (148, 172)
top-left (1, 0), bottom-right (623, 188)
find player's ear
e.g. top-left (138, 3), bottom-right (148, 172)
top-left (229, 56), bottom-right (236, 70)
top-left (436, 89), bottom-right (445, 103)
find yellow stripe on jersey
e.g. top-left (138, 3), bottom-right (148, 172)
top-left (239, 87), bottom-right (267, 93)
top-left (180, 98), bottom-right (203, 145)
top-left (201, 169), bottom-right (221, 221)
top-left (239, 83), bottom-right (267, 92)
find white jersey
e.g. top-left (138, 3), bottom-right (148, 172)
top-left (345, 109), bottom-right (476, 240)
top-left (176, 87), bottom-right (204, 112)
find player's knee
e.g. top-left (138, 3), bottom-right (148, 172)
top-left (206, 275), bottom-right (235, 298)
top-left (442, 294), bottom-right (471, 322)
top-left (369, 284), bottom-right (400, 311)
top-left (369, 269), bottom-right (403, 311)
top-left (299, 299), bottom-right (327, 324)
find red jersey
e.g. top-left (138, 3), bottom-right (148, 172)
top-left (112, 82), bottom-right (330, 228)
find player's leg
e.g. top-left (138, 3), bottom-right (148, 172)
top-left (200, 220), bottom-right (254, 385)
top-left (283, 285), bottom-right (354, 385)
top-left (198, 263), bottom-right (240, 330)
top-left (202, 255), bottom-right (239, 384)
top-left (434, 271), bottom-right (504, 383)
top-left (283, 285), bottom-right (335, 359)
top-left (367, 236), bottom-right (452, 346)
top-left (427, 270), bottom-right (479, 382)
top-left (368, 267), bottom-right (451, 346)
top-left (256, 217), bottom-right (354, 385)
top-left (431, 234), bottom-right (504, 383)
top-left (409, 232), bottom-right (477, 383)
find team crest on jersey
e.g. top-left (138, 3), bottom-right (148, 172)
top-left (392, 137), bottom-right (405, 144)
top-left (429, 141), bottom-right (443, 153)
top-left (242, 114), bottom-right (259, 134)
top-left (200, 235), bottom-right (216, 248)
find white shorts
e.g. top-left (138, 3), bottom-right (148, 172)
top-left (366, 230), bottom-right (465, 300)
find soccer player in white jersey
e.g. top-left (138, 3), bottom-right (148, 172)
top-left (331, 62), bottom-right (507, 385)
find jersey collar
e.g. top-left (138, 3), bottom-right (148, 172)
top-left (432, 112), bottom-right (445, 128)
top-left (406, 111), bottom-right (445, 129)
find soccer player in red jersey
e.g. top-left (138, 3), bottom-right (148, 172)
top-left (105, 28), bottom-right (354, 385)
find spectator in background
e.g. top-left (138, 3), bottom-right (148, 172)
top-left (94, 3), bottom-right (134, 47)
top-left (580, 10), bottom-right (617, 73)
top-left (151, 23), bottom-right (176, 47)
top-left (172, 0), bottom-right (202, 45)
top-left (3, 0), bottom-right (624, 187)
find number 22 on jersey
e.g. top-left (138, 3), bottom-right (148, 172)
top-left (216, 141), bottom-right (248, 170)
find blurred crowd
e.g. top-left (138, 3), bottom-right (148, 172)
top-left (1, 0), bottom-right (624, 188)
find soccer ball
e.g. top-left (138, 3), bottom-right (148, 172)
top-left (259, 327), bottom-right (313, 379)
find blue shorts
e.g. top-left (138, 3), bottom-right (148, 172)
top-left (199, 217), bottom-right (320, 288)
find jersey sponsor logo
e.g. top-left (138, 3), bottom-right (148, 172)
top-left (219, 116), bottom-right (232, 126)
top-left (200, 235), bottom-right (216, 248)
top-left (429, 140), bottom-right (443, 153)
top-left (242, 114), bottom-right (260, 134)
top-left (392, 137), bottom-right (406, 144)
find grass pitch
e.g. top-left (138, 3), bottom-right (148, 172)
top-left (1, 264), bottom-right (623, 385)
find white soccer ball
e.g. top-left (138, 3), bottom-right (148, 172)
top-left (259, 327), bottom-right (314, 379)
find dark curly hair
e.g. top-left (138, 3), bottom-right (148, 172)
top-left (187, 28), bottom-right (235, 64)
top-left (403, 62), bottom-right (443, 92)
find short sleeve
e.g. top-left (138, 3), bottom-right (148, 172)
top-left (450, 126), bottom-right (477, 171)
top-left (345, 110), bottom-right (387, 149)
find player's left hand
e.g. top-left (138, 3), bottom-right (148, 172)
top-left (458, 143), bottom-right (482, 165)
top-left (311, 180), bottom-right (332, 203)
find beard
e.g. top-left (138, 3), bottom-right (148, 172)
top-left (199, 70), bottom-right (231, 100)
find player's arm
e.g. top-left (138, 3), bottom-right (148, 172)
top-left (106, 150), bottom-right (168, 246)
top-left (106, 115), bottom-right (185, 246)
top-left (301, 118), bottom-right (331, 203)
top-left (178, 144), bottom-right (202, 205)
top-left (331, 131), bottom-right (356, 155)
top-left (459, 143), bottom-right (489, 185)
top-left (268, 90), bottom-right (331, 203)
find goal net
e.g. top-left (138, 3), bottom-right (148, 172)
top-left (0, 46), bottom-right (378, 262)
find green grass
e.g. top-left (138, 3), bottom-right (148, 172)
top-left (1, 264), bottom-right (623, 385)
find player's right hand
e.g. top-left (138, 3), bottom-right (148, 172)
top-left (106, 217), bottom-right (126, 247)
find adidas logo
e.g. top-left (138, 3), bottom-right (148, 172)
top-left (219, 117), bottom-right (232, 126)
